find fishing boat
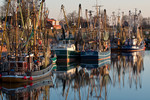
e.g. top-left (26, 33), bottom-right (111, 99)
top-left (0, 54), bottom-right (53, 82)
top-left (80, 9), bottom-right (111, 63)
top-left (111, 10), bottom-right (145, 52)
top-left (0, 0), bottom-right (54, 82)
top-left (51, 37), bottom-right (79, 64)
top-left (120, 10), bottom-right (145, 52)
top-left (120, 38), bottom-right (145, 52)
top-left (51, 5), bottom-right (79, 64)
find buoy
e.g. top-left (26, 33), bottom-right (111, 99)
top-left (23, 76), bottom-right (27, 80)
top-left (0, 86), bottom-right (2, 89)
top-left (30, 83), bottom-right (33, 86)
top-left (0, 74), bottom-right (2, 78)
top-left (24, 85), bottom-right (27, 88)
top-left (29, 76), bottom-right (33, 80)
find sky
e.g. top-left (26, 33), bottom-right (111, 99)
top-left (45, 0), bottom-right (150, 20)
top-left (0, 0), bottom-right (149, 20)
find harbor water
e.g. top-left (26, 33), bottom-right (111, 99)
top-left (1, 51), bottom-right (150, 100)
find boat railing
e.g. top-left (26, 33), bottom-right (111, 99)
top-left (1, 59), bottom-right (53, 76)
top-left (29, 59), bottom-right (53, 76)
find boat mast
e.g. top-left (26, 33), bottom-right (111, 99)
top-left (98, 4), bottom-right (103, 51)
top-left (33, 2), bottom-right (37, 60)
top-left (104, 9), bottom-right (107, 32)
top-left (129, 10), bottom-right (132, 39)
top-left (19, 0), bottom-right (25, 39)
top-left (116, 9), bottom-right (121, 39)
top-left (85, 9), bottom-right (90, 32)
top-left (89, 10), bottom-right (93, 34)
top-left (112, 12), bottom-right (116, 38)
top-left (46, 9), bottom-right (49, 48)
top-left (93, 0), bottom-right (103, 51)
top-left (15, 2), bottom-right (19, 62)
top-left (133, 8), bottom-right (137, 37)
top-left (39, 0), bottom-right (44, 39)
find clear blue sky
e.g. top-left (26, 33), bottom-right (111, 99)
top-left (45, 0), bottom-right (150, 20)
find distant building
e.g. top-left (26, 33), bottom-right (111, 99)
top-left (46, 18), bottom-right (61, 29)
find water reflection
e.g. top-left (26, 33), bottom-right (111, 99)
top-left (111, 51), bottom-right (144, 89)
top-left (78, 65), bottom-right (111, 100)
top-left (0, 51), bottom-right (146, 100)
top-left (0, 77), bottom-right (53, 100)
top-left (52, 60), bottom-right (111, 100)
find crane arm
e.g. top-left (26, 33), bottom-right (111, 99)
top-left (77, 4), bottom-right (81, 29)
top-left (61, 5), bottom-right (70, 31)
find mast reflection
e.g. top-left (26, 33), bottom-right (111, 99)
top-left (111, 51), bottom-right (144, 89)
top-left (52, 60), bottom-right (111, 100)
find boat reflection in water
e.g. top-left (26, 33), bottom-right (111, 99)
top-left (79, 60), bottom-right (111, 100)
top-left (52, 62), bottom-right (79, 99)
top-left (0, 77), bottom-right (53, 100)
top-left (1, 52), bottom-right (144, 100)
top-left (51, 59), bottom-right (112, 100)
top-left (111, 51), bottom-right (144, 89)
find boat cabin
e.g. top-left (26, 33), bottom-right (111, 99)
top-left (1, 54), bottom-right (35, 74)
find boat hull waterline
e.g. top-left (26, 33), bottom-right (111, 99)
top-left (0, 62), bottom-right (53, 83)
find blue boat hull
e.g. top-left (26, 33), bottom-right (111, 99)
top-left (80, 50), bottom-right (111, 63)
top-left (120, 42), bottom-right (145, 52)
